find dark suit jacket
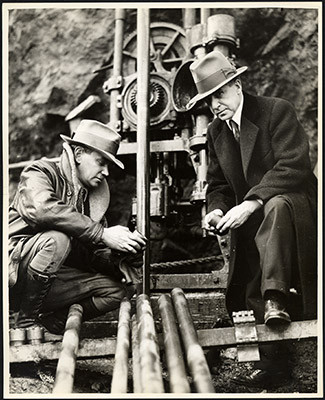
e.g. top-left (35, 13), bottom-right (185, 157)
top-left (206, 92), bottom-right (317, 319)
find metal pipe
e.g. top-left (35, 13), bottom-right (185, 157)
top-left (183, 8), bottom-right (196, 52)
top-left (137, 8), bottom-right (151, 295)
top-left (109, 9), bottom-right (125, 128)
top-left (183, 8), bottom-right (196, 31)
top-left (200, 8), bottom-right (210, 25)
top-left (158, 294), bottom-right (191, 393)
top-left (136, 294), bottom-right (164, 393)
top-left (52, 304), bottom-right (83, 394)
top-left (131, 314), bottom-right (142, 393)
top-left (171, 288), bottom-right (215, 393)
top-left (110, 298), bottom-right (132, 393)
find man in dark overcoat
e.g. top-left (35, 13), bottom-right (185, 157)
top-left (187, 51), bottom-right (317, 387)
top-left (9, 119), bottom-right (146, 341)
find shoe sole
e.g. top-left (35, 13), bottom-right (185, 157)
top-left (265, 315), bottom-right (291, 327)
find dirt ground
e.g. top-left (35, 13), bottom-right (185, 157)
top-left (8, 338), bottom-right (318, 395)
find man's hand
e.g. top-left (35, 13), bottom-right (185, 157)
top-left (101, 226), bottom-right (147, 254)
top-left (216, 200), bottom-right (262, 233)
top-left (204, 209), bottom-right (223, 226)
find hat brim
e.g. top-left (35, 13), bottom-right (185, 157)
top-left (60, 135), bottom-right (124, 169)
top-left (186, 66), bottom-right (248, 110)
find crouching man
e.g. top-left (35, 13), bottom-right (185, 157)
top-left (9, 119), bottom-right (147, 337)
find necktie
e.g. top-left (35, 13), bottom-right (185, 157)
top-left (230, 120), bottom-right (240, 142)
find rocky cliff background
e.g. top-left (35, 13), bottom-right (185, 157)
top-left (8, 7), bottom-right (318, 166)
top-left (6, 6), bottom-right (320, 395)
top-left (7, 5), bottom-right (319, 260)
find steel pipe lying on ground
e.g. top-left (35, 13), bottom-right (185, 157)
top-left (171, 287), bottom-right (215, 393)
top-left (131, 314), bottom-right (142, 393)
top-left (136, 294), bottom-right (165, 393)
top-left (158, 294), bottom-right (191, 393)
top-left (52, 304), bottom-right (83, 394)
top-left (110, 298), bottom-right (132, 393)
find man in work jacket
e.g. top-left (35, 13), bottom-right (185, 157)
top-left (187, 51), bottom-right (317, 387)
top-left (9, 119), bottom-right (147, 337)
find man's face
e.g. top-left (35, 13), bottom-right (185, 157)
top-left (76, 149), bottom-right (109, 188)
top-left (207, 80), bottom-right (242, 120)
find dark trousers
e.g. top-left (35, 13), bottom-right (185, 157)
top-left (228, 195), bottom-right (298, 372)
top-left (10, 230), bottom-right (134, 316)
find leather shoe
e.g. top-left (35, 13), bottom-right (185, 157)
top-left (264, 292), bottom-right (291, 326)
top-left (231, 368), bottom-right (290, 387)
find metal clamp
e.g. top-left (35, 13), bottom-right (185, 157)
top-left (232, 310), bottom-right (260, 362)
top-left (103, 75), bottom-right (123, 93)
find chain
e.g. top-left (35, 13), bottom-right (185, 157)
top-left (150, 255), bottom-right (222, 272)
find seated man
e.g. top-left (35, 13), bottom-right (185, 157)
top-left (187, 51), bottom-right (317, 386)
top-left (9, 119), bottom-right (147, 337)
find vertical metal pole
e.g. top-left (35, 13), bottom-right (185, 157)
top-left (109, 9), bottom-right (125, 129)
top-left (200, 8), bottom-right (210, 25)
top-left (183, 8), bottom-right (196, 39)
top-left (137, 8), bottom-right (151, 295)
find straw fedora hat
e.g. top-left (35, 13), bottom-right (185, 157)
top-left (187, 50), bottom-right (247, 110)
top-left (61, 119), bottom-right (124, 169)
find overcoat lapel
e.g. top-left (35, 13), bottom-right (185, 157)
top-left (240, 116), bottom-right (259, 180)
top-left (214, 123), bottom-right (248, 200)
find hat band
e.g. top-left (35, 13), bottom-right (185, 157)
top-left (196, 68), bottom-right (236, 95)
top-left (72, 130), bottom-right (119, 155)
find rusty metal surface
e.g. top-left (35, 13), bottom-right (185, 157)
top-left (52, 304), bottom-right (83, 394)
top-left (150, 272), bottom-right (227, 290)
top-left (158, 294), bottom-right (191, 393)
top-left (171, 288), bottom-right (215, 393)
top-left (131, 315), bottom-right (142, 393)
top-left (111, 298), bottom-right (132, 394)
top-left (136, 294), bottom-right (164, 393)
top-left (232, 310), bottom-right (260, 362)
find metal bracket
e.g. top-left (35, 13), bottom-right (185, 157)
top-left (103, 75), bottom-right (123, 93)
top-left (232, 310), bottom-right (260, 362)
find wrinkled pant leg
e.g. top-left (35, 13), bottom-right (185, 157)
top-left (19, 230), bottom-right (72, 277)
top-left (41, 265), bottom-right (135, 314)
top-left (255, 195), bottom-right (295, 297)
top-left (40, 266), bottom-right (135, 334)
top-left (234, 211), bottom-right (291, 374)
top-left (253, 196), bottom-right (295, 373)
top-left (9, 231), bottom-right (71, 311)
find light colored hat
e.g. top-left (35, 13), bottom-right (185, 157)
top-left (61, 119), bottom-right (124, 169)
top-left (187, 50), bottom-right (247, 110)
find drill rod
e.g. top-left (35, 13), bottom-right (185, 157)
top-left (171, 288), bottom-right (215, 393)
top-left (110, 298), bottom-right (132, 393)
top-left (52, 304), bottom-right (83, 394)
top-left (158, 294), bottom-right (191, 393)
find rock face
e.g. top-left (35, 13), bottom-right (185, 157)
top-left (7, 6), bottom-right (319, 259)
top-left (8, 7), bottom-right (318, 165)
top-left (9, 8), bottom-right (116, 162)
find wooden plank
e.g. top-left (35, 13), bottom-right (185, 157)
top-left (150, 272), bottom-right (227, 290)
top-left (197, 320), bottom-right (318, 348)
top-left (9, 320), bottom-right (318, 363)
top-left (9, 337), bottom-right (117, 363)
